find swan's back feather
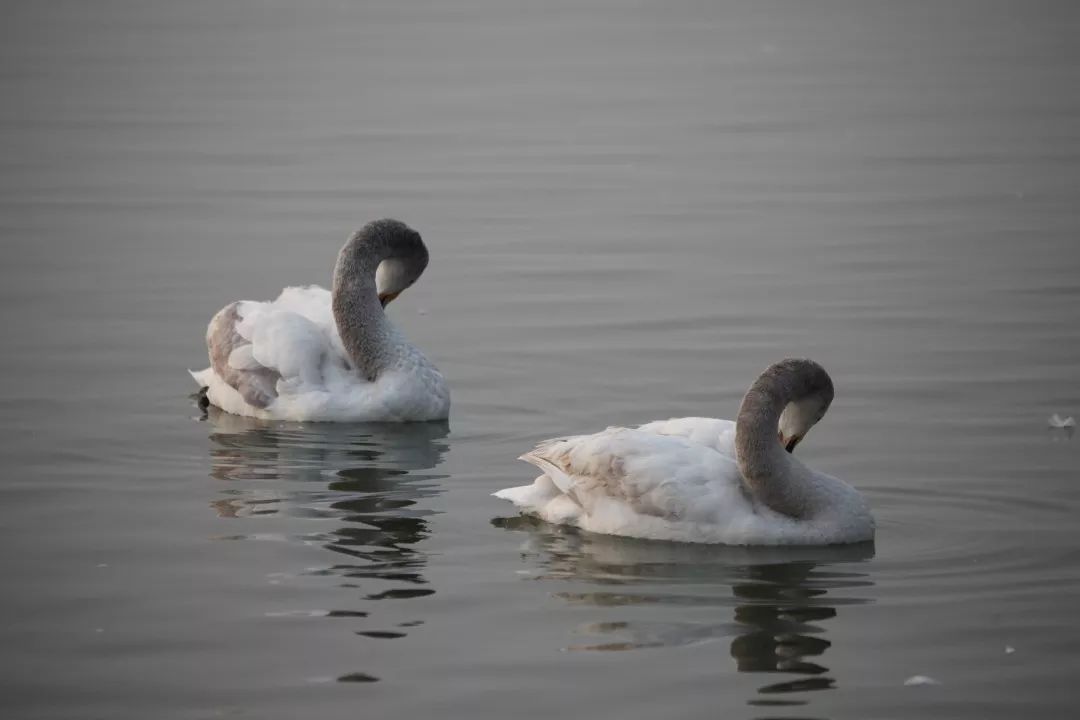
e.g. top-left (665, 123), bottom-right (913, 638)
top-left (508, 428), bottom-right (743, 525)
top-left (636, 416), bottom-right (737, 456)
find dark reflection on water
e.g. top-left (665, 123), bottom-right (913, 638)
top-left (494, 516), bottom-right (874, 708)
top-left (202, 408), bottom-right (449, 681)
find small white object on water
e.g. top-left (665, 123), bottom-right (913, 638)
top-left (1048, 414), bottom-right (1076, 428)
top-left (904, 675), bottom-right (941, 687)
top-left (1005, 645), bottom-right (1016, 654)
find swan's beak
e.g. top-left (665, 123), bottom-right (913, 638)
top-left (782, 434), bottom-right (801, 453)
top-left (378, 291), bottom-right (401, 308)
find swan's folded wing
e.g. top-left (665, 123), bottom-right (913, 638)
top-left (520, 427), bottom-right (740, 522)
top-left (207, 302), bottom-right (280, 409)
top-left (207, 298), bottom-right (334, 408)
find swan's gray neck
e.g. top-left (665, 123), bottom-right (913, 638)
top-left (331, 220), bottom-right (426, 381)
top-left (734, 359), bottom-right (831, 519)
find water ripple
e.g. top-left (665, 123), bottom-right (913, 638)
top-left (494, 517), bottom-right (874, 706)
top-left (202, 408), bottom-right (449, 682)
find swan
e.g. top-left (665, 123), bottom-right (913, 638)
top-left (494, 359), bottom-right (874, 545)
top-left (190, 219), bottom-right (450, 422)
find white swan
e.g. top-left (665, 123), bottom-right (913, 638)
top-left (190, 219), bottom-right (450, 422)
top-left (495, 359), bottom-right (874, 545)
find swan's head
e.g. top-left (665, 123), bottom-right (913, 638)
top-left (775, 360), bottom-right (834, 453)
top-left (341, 219), bottom-right (429, 307)
top-left (376, 257), bottom-right (423, 307)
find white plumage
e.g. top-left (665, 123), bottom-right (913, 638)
top-left (636, 416), bottom-right (737, 456)
top-left (496, 360), bottom-right (874, 546)
top-left (191, 286), bottom-right (449, 422)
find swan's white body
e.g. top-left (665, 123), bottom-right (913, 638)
top-left (496, 423), bottom-right (872, 546)
top-left (191, 285), bottom-right (449, 423)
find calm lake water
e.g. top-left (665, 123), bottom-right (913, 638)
top-left (3, 1), bottom-right (1080, 718)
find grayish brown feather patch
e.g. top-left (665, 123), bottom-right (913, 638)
top-left (207, 302), bottom-right (280, 409)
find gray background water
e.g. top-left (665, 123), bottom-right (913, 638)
top-left (2, 1), bottom-right (1080, 718)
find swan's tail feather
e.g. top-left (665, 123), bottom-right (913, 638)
top-left (492, 483), bottom-right (536, 505)
top-left (518, 449), bottom-right (582, 508)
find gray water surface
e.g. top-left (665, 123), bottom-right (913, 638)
top-left (3, 1), bottom-right (1080, 718)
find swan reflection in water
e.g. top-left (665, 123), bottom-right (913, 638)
top-left (494, 515), bottom-right (874, 704)
top-left (202, 407), bottom-right (449, 676)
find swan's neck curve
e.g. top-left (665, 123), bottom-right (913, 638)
top-left (734, 364), bottom-right (826, 519)
top-left (331, 236), bottom-right (401, 381)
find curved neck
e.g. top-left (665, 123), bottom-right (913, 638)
top-left (332, 241), bottom-right (394, 381)
top-left (734, 372), bottom-right (812, 519)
